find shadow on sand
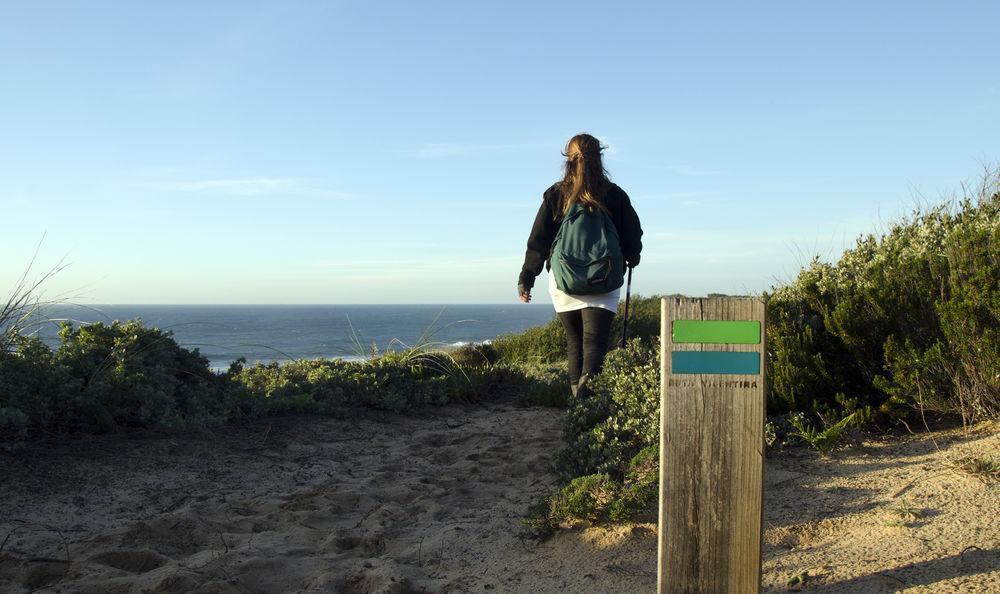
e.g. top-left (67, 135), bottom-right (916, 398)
top-left (804, 547), bottom-right (999, 593)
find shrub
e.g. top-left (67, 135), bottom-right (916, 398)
top-left (507, 362), bottom-right (571, 407)
top-left (0, 312), bottom-right (577, 444)
top-left (766, 167), bottom-right (1000, 426)
top-left (553, 337), bottom-right (659, 482)
top-left (230, 351), bottom-right (570, 413)
top-left (787, 411), bottom-right (858, 456)
top-left (56, 320), bottom-right (235, 431)
top-left (609, 294), bottom-right (662, 346)
top-left (521, 444), bottom-right (659, 537)
top-left (0, 336), bottom-right (75, 439)
top-left (449, 342), bottom-right (500, 367)
top-left (606, 444), bottom-right (659, 521)
top-left (231, 352), bottom-right (464, 415)
top-left (519, 338), bottom-right (660, 536)
top-left (492, 317), bottom-right (566, 363)
top-left (0, 320), bottom-right (236, 439)
top-left (929, 194), bottom-right (1000, 420)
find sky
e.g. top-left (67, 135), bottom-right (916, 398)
top-left (2, 0), bottom-right (998, 304)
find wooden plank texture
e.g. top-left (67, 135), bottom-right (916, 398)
top-left (658, 297), bottom-right (766, 594)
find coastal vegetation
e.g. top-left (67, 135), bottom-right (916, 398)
top-left (2, 167), bottom-right (997, 539)
top-left (521, 166), bottom-right (1000, 534)
top-left (0, 320), bottom-right (567, 441)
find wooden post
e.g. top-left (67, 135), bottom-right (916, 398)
top-left (658, 297), bottom-right (766, 593)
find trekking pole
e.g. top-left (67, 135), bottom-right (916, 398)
top-left (620, 266), bottom-right (633, 349)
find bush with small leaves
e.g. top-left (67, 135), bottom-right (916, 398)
top-left (521, 445), bottom-right (659, 538)
top-left (553, 337), bottom-right (659, 482)
top-left (766, 168), bottom-right (1000, 426)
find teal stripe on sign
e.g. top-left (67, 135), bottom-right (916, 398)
top-left (671, 351), bottom-right (760, 375)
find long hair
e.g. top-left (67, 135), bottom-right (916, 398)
top-left (559, 133), bottom-right (611, 216)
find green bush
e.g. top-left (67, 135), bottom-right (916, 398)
top-left (521, 337), bottom-right (659, 536)
top-left (606, 444), bottom-right (659, 521)
top-left (507, 362), bottom-right (571, 407)
top-left (765, 169), bottom-right (1000, 426)
top-left (231, 354), bottom-right (569, 414)
top-left (924, 195), bottom-right (1000, 420)
top-left (0, 335), bottom-right (76, 438)
top-left (554, 337), bottom-right (659, 482)
top-left (492, 317), bottom-right (566, 363)
top-left (0, 319), bottom-right (570, 443)
top-left (449, 342), bottom-right (500, 367)
top-left (765, 268), bottom-right (871, 419)
top-left (231, 353), bottom-right (458, 415)
top-left (0, 320), bottom-right (233, 438)
top-left (609, 293), bottom-right (662, 346)
top-left (787, 411), bottom-right (858, 456)
top-left (56, 320), bottom-right (234, 430)
top-left (521, 444), bottom-right (658, 537)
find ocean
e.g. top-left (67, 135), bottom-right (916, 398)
top-left (25, 304), bottom-right (557, 371)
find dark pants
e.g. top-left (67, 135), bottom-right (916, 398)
top-left (557, 307), bottom-right (616, 393)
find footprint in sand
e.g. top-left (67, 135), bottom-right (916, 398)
top-left (415, 433), bottom-right (447, 447)
top-left (322, 490), bottom-right (367, 511)
top-left (90, 549), bottom-right (169, 573)
top-left (328, 529), bottom-right (364, 552)
top-left (328, 529), bottom-right (386, 556)
top-left (502, 462), bottom-right (530, 478)
top-left (485, 444), bottom-right (513, 455)
top-left (429, 450), bottom-right (456, 465)
top-left (446, 434), bottom-right (478, 446)
top-left (378, 484), bottom-right (418, 505)
top-left (369, 470), bottom-right (401, 485)
top-left (15, 561), bottom-right (69, 592)
top-left (119, 518), bottom-right (212, 558)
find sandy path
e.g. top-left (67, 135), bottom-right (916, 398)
top-left (0, 403), bottom-right (576, 593)
top-left (1, 404), bottom-right (998, 593)
top-left (760, 422), bottom-right (1000, 592)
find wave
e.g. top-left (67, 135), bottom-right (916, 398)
top-left (208, 341), bottom-right (499, 372)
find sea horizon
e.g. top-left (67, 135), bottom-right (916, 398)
top-left (25, 303), bottom-right (557, 371)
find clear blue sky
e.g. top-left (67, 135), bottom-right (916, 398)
top-left (2, 1), bottom-right (997, 304)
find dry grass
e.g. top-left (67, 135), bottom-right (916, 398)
top-left (885, 498), bottom-right (925, 527)
top-left (1, 236), bottom-right (73, 352)
top-left (951, 455), bottom-right (1000, 484)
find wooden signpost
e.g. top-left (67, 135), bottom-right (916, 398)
top-left (658, 297), bottom-right (766, 593)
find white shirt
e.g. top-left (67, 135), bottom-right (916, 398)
top-left (547, 270), bottom-right (620, 314)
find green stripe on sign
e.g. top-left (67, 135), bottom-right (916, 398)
top-left (672, 320), bottom-right (761, 344)
top-left (671, 351), bottom-right (760, 375)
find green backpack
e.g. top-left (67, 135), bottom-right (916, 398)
top-left (550, 202), bottom-right (626, 295)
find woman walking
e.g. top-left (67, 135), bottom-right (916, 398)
top-left (517, 133), bottom-right (643, 398)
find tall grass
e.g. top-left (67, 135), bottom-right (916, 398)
top-left (1, 238), bottom-right (71, 352)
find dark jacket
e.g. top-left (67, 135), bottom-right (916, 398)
top-left (518, 182), bottom-right (643, 290)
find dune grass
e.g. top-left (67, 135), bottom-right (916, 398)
top-left (951, 455), bottom-right (1000, 484)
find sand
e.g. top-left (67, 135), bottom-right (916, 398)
top-left (1, 400), bottom-right (998, 593)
